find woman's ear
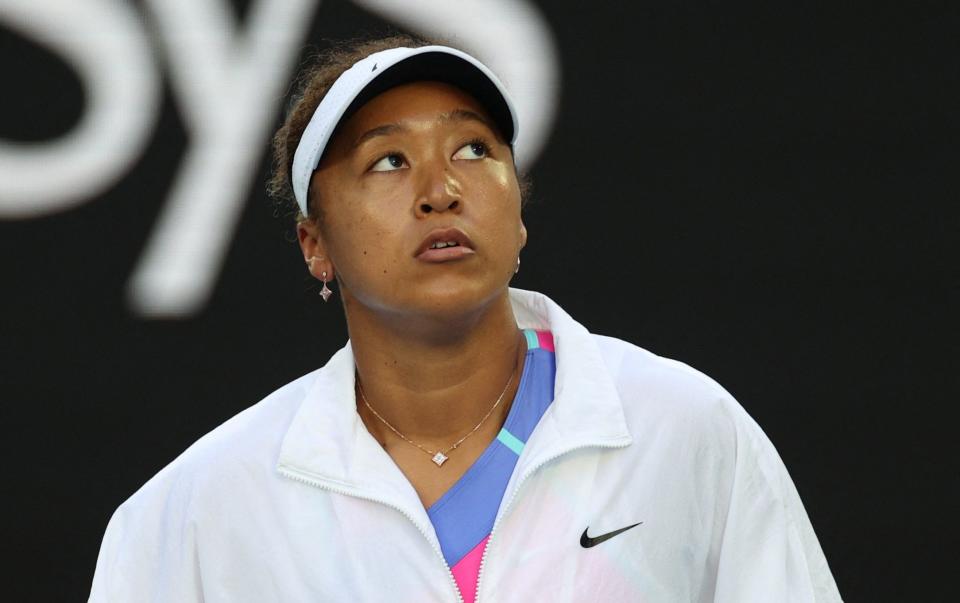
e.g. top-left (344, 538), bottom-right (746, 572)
top-left (297, 219), bottom-right (335, 281)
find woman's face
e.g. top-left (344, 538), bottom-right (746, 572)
top-left (300, 81), bottom-right (526, 321)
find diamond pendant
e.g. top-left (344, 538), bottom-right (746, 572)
top-left (319, 282), bottom-right (333, 302)
top-left (431, 452), bottom-right (449, 466)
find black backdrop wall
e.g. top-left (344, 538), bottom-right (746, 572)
top-left (1, 2), bottom-right (956, 601)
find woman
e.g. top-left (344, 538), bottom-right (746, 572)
top-left (90, 35), bottom-right (842, 602)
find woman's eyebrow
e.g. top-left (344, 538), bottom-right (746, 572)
top-left (353, 123), bottom-right (404, 149)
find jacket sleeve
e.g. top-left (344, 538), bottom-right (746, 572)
top-left (712, 401), bottom-right (843, 603)
top-left (88, 470), bottom-right (205, 602)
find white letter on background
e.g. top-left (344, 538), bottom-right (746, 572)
top-left (127, 0), bottom-right (318, 317)
top-left (0, 0), bottom-right (159, 218)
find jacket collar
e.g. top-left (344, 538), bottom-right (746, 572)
top-left (277, 289), bottom-right (632, 528)
top-left (506, 289), bottom-right (632, 477)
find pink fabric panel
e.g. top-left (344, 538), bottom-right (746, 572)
top-left (537, 330), bottom-right (555, 352)
top-left (450, 535), bottom-right (490, 603)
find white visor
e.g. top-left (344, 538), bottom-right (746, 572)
top-left (290, 45), bottom-right (518, 216)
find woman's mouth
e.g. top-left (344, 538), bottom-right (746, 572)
top-left (415, 228), bottom-right (476, 262)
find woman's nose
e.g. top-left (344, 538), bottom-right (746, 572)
top-left (414, 162), bottom-right (462, 216)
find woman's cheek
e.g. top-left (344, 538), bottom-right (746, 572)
top-left (486, 161), bottom-right (516, 197)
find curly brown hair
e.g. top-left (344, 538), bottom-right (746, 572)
top-left (267, 34), bottom-right (531, 223)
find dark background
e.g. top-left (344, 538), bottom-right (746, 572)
top-left (2, 2), bottom-right (957, 600)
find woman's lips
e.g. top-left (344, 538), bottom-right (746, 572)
top-left (414, 227), bottom-right (476, 262)
top-left (416, 245), bottom-right (476, 262)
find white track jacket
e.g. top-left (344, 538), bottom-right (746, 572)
top-left (90, 289), bottom-right (842, 602)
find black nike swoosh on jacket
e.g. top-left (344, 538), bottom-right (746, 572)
top-left (580, 522), bottom-right (642, 548)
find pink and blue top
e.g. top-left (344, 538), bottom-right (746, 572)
top-left (427, 329), bottom-right (556, 602)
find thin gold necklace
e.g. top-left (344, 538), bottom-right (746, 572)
top-left (356, 353), bottom-right (519, 467)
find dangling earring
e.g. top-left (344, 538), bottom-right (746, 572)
top-left (320, 271), bottom-right (333, 302)
top-left (515, 257), bottom-right (520, 274)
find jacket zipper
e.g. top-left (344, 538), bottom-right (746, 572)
top-left (473, 439), bottom-right (630, 602)
top-left (277, 464), bottom-right (465, 603)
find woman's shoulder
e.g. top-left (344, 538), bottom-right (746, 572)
top-left (91, 367), bottom-right (327, 598)
top-left (592, 334), bottom-right (736, 408)
top-left (588, 333), bottom-right (798, 503)
top-left (588, 333), bottom-right (762, 450)
top-left (113, 367), bottom-right (322, 515)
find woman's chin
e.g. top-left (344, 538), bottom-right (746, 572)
top-left (347, 278), bottom-right (507, 325)
top-left (406, 281), bottom-right (506, 319)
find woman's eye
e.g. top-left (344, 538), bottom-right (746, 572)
top-left (370, 154), bottom-right (407, 172)
top-left (452, 141), bottom-right (488, 160)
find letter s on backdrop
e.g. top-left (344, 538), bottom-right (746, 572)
top-left (0, 0), bottom-right (160, 219)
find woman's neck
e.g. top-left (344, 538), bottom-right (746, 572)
top-left (345, 291), bottom-right (525, 445)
